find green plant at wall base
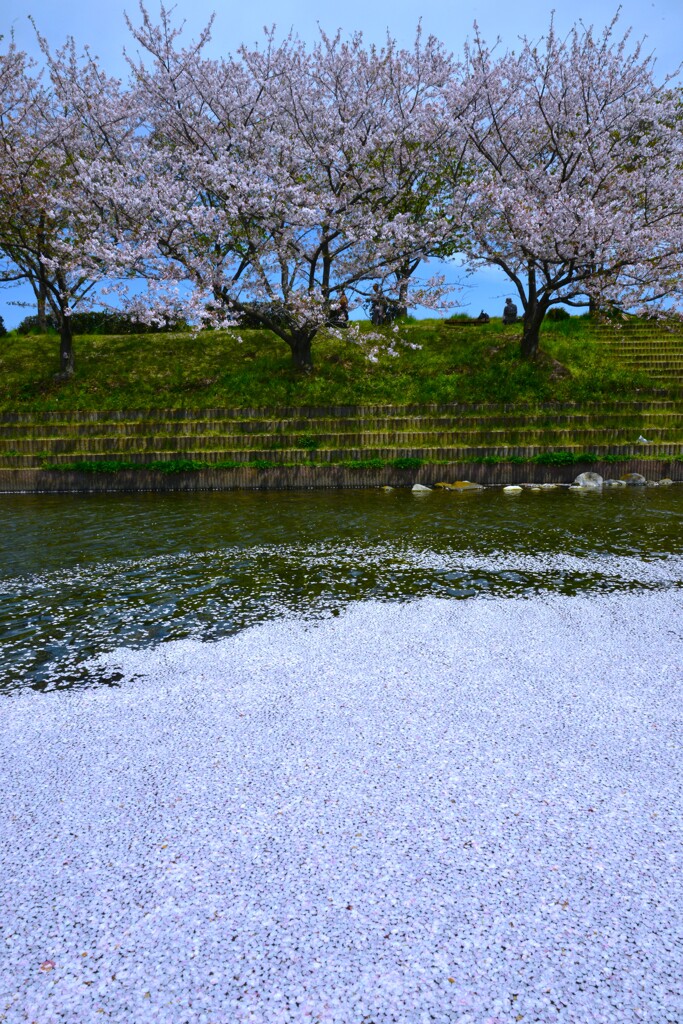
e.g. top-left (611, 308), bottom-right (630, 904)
top-left (339, 458), bottom-right (386, 470)
top-left (40, 451), bottom-right (678, 474)
top-left (531, 451), bottom-right (597, 465)
top-left (297, 434), bottom-right (321, 450)
top-left (42, 459), bottom-right (139, 473)
top-left (148, 459), bottom-right (205, 473)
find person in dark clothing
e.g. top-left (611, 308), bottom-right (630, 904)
top-left (503, 298), bottom-right (518, 324)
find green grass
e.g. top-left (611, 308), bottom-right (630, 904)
top-left (0, 317), bottom-right (673, 413)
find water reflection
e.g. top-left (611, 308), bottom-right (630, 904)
top-left (1, 487), bottom-right (681, 692)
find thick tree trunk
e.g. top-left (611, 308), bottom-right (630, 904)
top-left (395, 259), bottom-right (419, 318)
top-left (289, 333), bottom-right (313, 371)
top-left (37, 291), bottom-right (47, 332)
top-left (520, 298), bottom-right (548, 359)
top-left (396, 278), bottom-right (409, 319)
top-left (36, 281), bottom-right (48, 332)
top-left (58, 317), bottom-right (75, 378)
top-left (520, 317), bottom-right (541, 359)
top-left (520, 263), bottom-right (546, 359)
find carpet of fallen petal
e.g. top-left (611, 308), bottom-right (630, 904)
top-left (1, 592), bottom-right (682, 1024)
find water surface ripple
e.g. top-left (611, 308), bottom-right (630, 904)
top-left (1, 487), bottom-right (681, 692)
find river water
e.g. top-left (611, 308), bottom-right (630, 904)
top-left (1, 485), bottom-right (681, 693)
top-left (2, 486), bottom-right (683, 1024)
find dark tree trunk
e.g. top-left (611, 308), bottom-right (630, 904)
top-left (36, 216), bottom-right (49, 332)
top-left (395, 259), bottom-right (419, 318)
top-left (396, 279), bottom-right (409, 319)
top-left (520, 317), bottom-right (541, 359)
top-left (58, 317), bottom-right (75, 378)
top-left (520, 295), bottom-right (549, 359)
top-left (289, 333), bottom-right (313, 371)
top-left (37, 282), bottom-right (48, 332)
top-left (520, 263), bottom-right (546, 359)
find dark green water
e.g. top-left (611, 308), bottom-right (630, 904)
top-left (1, 486), bottom-right (681, 692)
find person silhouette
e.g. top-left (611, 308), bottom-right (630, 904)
top-left (503, 298), bottom-right (518, 324)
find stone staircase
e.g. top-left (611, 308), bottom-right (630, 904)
top-left (593, 322), bottom-right (683, 382)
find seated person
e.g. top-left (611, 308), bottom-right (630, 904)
top-left (502, 298), bottom-right (518, 324)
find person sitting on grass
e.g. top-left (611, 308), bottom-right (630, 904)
top-left (502, 297), bottom-right (518, 324)
top-left (328, 289), bottom-right (349, 327)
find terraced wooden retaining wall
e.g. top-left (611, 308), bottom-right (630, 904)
top-left (1, 399), bottom-right (681, 492)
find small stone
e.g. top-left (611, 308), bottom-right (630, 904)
top-left (620, 473), bottom-right (647, 486)
top-left (503, 485), bottom-right (523, 494)
top-left (411, 483), bottom-right (432, 492)
top-left (646, 480), bottom-right (659, 487)
top-left (604, 479), bottom-right (627, 487)
top-left (540, 483), bottom-right (558, 490)
top-left (659, 478), bottom-right (674, 486)
top-left (529, 487), bottom-right (542, 492)
top-left (381, 485), bottom-right (395, 492)
top-left (433, 482), bottom-right (454, 489)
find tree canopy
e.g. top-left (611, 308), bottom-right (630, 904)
top-left (1, 11), bottom-right (682, 372)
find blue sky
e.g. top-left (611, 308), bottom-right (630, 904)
top-left (2, 0), bottom-right (681, 327)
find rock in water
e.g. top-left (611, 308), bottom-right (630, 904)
top-left (620, 473), bottom-right (647, 486)
top-left (451, 480), bottom-right (484, 491)
top-left (572, 472), bottom-right (603, 490)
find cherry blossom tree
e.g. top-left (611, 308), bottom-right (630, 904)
top-left (0, 31), bottom-right (136, 376)
top-left (111, 8), bottom-right (458, 369)
top-left (0, 38), bottom-right (48, 325)
top-left (444, 17), bottom-right (683, 358)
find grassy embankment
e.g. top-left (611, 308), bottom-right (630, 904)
top-left (1, 317), bottom-right (681, 477)
top-left (0, 317), bottom-right (667, 410)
